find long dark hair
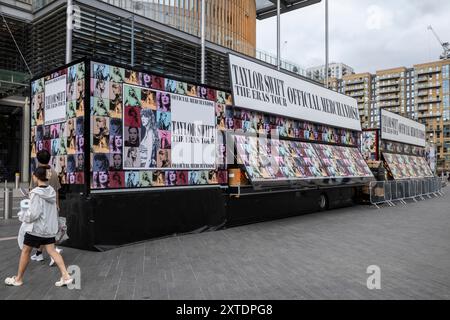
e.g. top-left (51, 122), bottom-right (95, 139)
top-left (34, 166), bottom-right (48, 182)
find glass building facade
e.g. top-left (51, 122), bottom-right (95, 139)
top-left (99, 0), bottom-right (257, 56)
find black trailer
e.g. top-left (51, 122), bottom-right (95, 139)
top-left (30, 56), bottom-right (375, 251)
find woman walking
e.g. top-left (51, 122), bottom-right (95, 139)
top-left (5, 167), bottom-right (73, 287)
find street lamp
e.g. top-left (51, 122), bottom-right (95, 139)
top-left (325, 0), bottom-right (329, 88)
top-left (201, 0), bottom-right (206, 84)
top-left (277, 0), bottom-right (281, 70)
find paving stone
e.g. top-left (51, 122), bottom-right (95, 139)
top-left (1, 187), bottom-right (449, 300)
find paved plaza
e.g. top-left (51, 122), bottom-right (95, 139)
top-left (1, 188), bottom-right (449, 300)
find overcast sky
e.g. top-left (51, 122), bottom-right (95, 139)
top-left (256, 0), bottom-right (450, 73)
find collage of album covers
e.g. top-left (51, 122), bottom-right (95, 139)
top-left (361, 130), bottom-right (379, 161)
top-left (380, 140), bottom-right (425, 158)
top-left (314, 144), bottom-right (374, 177)
top-left (30, 62), bottom-right (86, 185)
top-left (234, 135), bottom-right (373, 182)
top-left (383, 153), bottom-right (434, 180)
top-left (90, 62), bottom-right (230, 189)
top-left (220, 107), bottom-right (360, 147)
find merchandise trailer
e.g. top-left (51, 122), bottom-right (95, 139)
top-left (30, 55), bottom-right (376, 250)
top-left (360, 110), bottom-right (434, 180)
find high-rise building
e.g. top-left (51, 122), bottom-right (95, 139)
top-left (307, 62), bottom-right (355, 82)
top-left (414, 60), bottom-right (450, 172)
top-left (335, 60), bottom-right (450, 173)
top-left (98, 0), bottom-right (257, 56)
top-left (375, 67), bottom-right (408, 116)
top-left (341, 73), bottom-right (373, 129)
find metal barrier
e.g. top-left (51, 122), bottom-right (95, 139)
top-left (369, 177), bottom-right (443, 209)
top-left (369, 181), bottom-right (386, 209)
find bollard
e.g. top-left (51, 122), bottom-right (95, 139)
top-left (4, 187), bottom-right (13, 220)
top-left (15, 173), bottom-right (20, 190)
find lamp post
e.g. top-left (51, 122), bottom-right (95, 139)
top-left (277, 0), bottom-right (281, 70)
top-left (131, 14), bottom-right (135, 67)
top-left (325, 0), bottom-right (329, 88)
top-left (66, 0), bottom-right (73, 64)
top-left (201, 0), bottom-right (206, 84)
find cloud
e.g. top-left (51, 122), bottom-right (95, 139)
top-left (365, 5), bottom-right (393, 30)
top-left (256, 0), bottom-right (450, 74)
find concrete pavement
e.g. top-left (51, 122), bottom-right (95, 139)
top-left (1, 187), bottom-right (449, 300)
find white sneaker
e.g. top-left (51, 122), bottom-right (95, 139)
top-left (31, 252), bottom-right (44, 262)
top-left (49, 248), bottom-right (63, 267)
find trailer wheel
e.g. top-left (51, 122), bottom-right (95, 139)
top-left (318, 194), bottom-right (328, 211)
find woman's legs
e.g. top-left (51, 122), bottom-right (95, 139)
top-left (44, 244), bottom-right (71, 280)
top-left (15, 245), bottom-right (33, 283)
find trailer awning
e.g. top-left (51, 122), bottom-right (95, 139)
top-left (383, 153), bottom-right (434, 180)
top-left (233, 135), bottom-right (374, 188)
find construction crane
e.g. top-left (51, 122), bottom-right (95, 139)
top-left (427, 25), bottom-right (449, 60)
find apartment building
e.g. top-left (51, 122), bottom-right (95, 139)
top-left (414, 60), bottom-right (450, 172)
top-left (341, 73), bottom-right (373, 129)
top-left (375, 67), bottom-right (408, 117)
top-left (307, 62), bottom-right (354, 82)
top-left (326, 77), bottom-right (341, 92)
top-left (335, 60), bottom-right (450, 172)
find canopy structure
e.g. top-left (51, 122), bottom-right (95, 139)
top-left (256, 0), bottom-right (322, 20)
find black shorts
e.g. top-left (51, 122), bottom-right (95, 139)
top-left (24, 233), bottom-right (56, 248)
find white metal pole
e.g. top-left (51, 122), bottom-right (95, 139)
top-left (22, 97), bottom-right (30, 183)
top-left (131, 14), bottom-right (135, 67)
top-left (201, 0), bottom-right (206, 84)
top-left (277, 0), bottom-right (281, 70)
top-left (325, 0), bottom-right (329, 88)
top-left (66, 0), bottom-right (73, 64)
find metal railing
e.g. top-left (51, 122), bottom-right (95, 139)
top-left (369, 177), bottom-right (444, 209)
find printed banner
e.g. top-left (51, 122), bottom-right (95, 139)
top-left (122, 84), bottom-right (216, 170)
top-left (361, 130), bottom-right (379, 161)
top-left (229, 54), bottom-right (361, 131)
top-left (44, 75), bottom-right (67, 125)
top-left (380, 109), bottom-right (426, 147)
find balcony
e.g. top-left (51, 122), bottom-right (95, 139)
top-left (416, 76), bottom-right (430, 82)
top-left (378, 87), bottom-right (400, 94)
top-left (356, 98), bottom-right (365, 104)
top-left (418, 113), bottom-right (441, 118)
top-left (418, 105), bottom-right (430, 111)
top-left (417, 76), bottom-right (429, 82)
top-left (378, 80), bottom-right (400, 87)
top-left (348, 92), bottom-right (365, 98)
top-left (345, 78), bottom-right (365, 85)
top-left (416, 67), bottom-right (441, 75)
top-left (378, 95), bottom-right (400, 101)
top-left (378, 73), bottom-right (401, 81)
top-left (416, 97), bottom-right (442, 104)
top-left (417, 82), bottom-right (441, 90)
top-left (357, 101), bottom-right (368, 107)
top-left (345, 85), bottom-right (365, 91)
top-left (379, 101), bottom-right (401, 107)
top-left (427, 128), bottom-right (442, 133)
top-left (417, 91), bottom-right (429, 97)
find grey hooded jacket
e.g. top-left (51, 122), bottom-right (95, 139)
top-left (25, 186), bottom-right (59, 238)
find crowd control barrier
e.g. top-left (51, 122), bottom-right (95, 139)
top-left (369, 177), bottom-right (444, 209)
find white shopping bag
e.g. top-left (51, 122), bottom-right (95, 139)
top-left (17, 199), bottom-right (32, 250)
